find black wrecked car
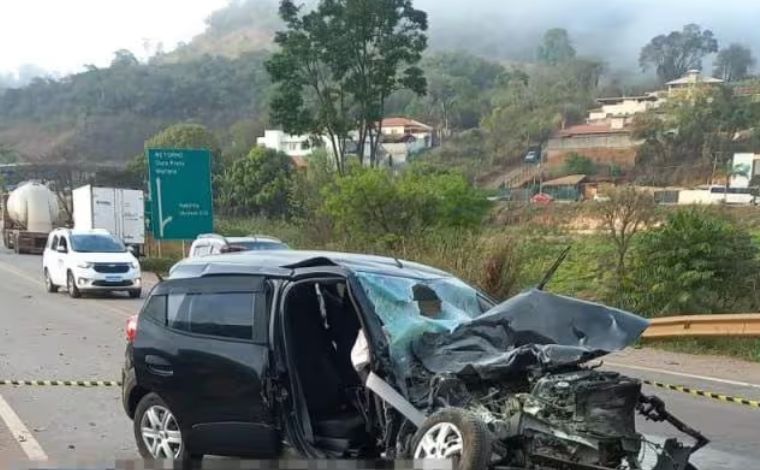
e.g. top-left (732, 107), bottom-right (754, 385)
top-left (121, 250), bottom-right (707, 469)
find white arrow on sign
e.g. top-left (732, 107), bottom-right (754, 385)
top-left (156, 177), bottom-right (173, 238)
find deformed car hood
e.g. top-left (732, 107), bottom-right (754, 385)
top-left (411, 289), bottom-right (650, 381)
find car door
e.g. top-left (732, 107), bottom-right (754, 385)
top-left (43, 234), bottom-right (58, 279)
top-left (133, 275), bottom-right (280, 457)
top-left (52, 235), bottom-right (69, 285)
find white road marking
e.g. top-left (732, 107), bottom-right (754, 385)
top-left (606, 361), bottom-right (760, 390)
top-left (0, 259), bottom-right (135, 316)
top-left (0, 392), bottom-right (48, 461)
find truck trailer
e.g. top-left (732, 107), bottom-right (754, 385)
top-left (72, 185), bottom-right (145, 254)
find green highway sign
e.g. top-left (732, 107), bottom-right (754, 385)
top-left (147, 148), bottom-right (213, 240)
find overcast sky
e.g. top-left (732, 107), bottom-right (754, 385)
top-left (0, 0), bottom-right (227, 76)
top-left (4, 0), bottom-right (760, 79)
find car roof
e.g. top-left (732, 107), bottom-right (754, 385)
top-left (169, 250), bottom-right (451, 280)
top-left (227, 236), bottom-right (283, 243)
top-left (54, 228), bottom-right (112, 236)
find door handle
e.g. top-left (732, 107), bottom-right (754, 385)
top-left (145, 355), bottom-right (173, 376)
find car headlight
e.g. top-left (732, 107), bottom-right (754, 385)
top-left (77, 262), bottom-right (94, 269)
top-left (130, 261), bottom-right (139, 269)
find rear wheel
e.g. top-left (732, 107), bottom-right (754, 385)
top-left (66, 271), bottom-right (81, 298)
top-left (44, 269), bottom-right (58, 293)
top-left (133, 393), bottom-right (199, 462)
top-left (411, 408), bottom-right (492, 470)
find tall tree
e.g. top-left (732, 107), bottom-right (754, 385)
top-left (266, 0), bottom-right (428, 172)
top-left (639, 24), bottom-right (718, 82)
top-left (714, 44), bottom-right (755, 82)
top-left (128, 123), bottom-right (222, 183)
top-left (537, 28), bottom-right (576, 65)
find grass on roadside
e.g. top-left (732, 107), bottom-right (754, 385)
top-left (643, 338), bottom-right (760, 363)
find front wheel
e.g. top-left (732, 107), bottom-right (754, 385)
top-left (66, 271), bottom-right (81, 298)
top-left (410, 408), bottom-right (492, 470)
top-left (128, 289), bottom-right (142, 299)
top-left (44, 269), bottom-right (58, 293)
top-left (133, 393), bottom-right (196, 462)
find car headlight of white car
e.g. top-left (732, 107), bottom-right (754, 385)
top-left (77, 262), bottom-right (94, 269)
top-left (130, 261), bottom-right (139, 270)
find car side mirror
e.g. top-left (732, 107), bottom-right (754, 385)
top-left (57, 246), bottom-right (67, 254)
top-left (127, 245), bottom-right (137, 256)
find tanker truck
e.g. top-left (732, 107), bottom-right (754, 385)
top-left (1, 182), bottom-right (60, 254)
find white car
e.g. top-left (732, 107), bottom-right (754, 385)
top-left (42, 228), bottom-right (142, 298)
top-left (188, 233), bottom-right (289, 258)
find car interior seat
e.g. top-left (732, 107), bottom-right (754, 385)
top-left (286, 283), bottom-right (368, 452)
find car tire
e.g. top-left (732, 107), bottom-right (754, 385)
top-left (129, 289), bottom-right (142, 299)
top-left (66, 271), bottom-right (81, 298)
top-left (133, 393), bottom-right (199, 463)
top-left (44, 269), bottom-right (58, 293)
top-left (410, 408), bottom-right (492, 470)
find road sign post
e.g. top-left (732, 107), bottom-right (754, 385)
top-left (147, 149), bottom-right (213, 240)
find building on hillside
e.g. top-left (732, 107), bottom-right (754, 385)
top-left (666, 69), bottom-right (724, 93)
top-left (540, 174), bottom-right (588, 201)
top-left (545, 123), bottom-right (640, 172)
top-left (381, 117), bottom-right (434, 148)
top-left (257, 118), bottom-right (434, 169)
top-left (256, 130), bottom-right (330, 158)
top-left (587, 94), bottom-right (661, 125)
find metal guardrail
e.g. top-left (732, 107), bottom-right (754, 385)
top-left (643, 314), bottom-right (760, 339)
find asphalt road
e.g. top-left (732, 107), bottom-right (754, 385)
top-left (0, 247), bottom-right (758, 468)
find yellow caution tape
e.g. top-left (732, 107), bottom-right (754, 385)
top-left (0, 380), bottom-right (121, 387)
top-left (644, 380), bottom-right (760, 409)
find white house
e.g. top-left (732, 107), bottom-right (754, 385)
top-left (257, 117), bottom-right (434, 167)
top-left (381, 117), bottom-right (434, 148)
top-left (666, 69), bottom-right (723, 93)
top-left (587, 94), bottom-right (661, 125)
top-left (256, 130), bottom-right (331, 158)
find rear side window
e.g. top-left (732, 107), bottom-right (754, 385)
top-left (167, 292), bottom-right (255, 340)
top-left (50, 235), bottom-right (59, 250)
top-left (142, 295), bottom-right (167, 323)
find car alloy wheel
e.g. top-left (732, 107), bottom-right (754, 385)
top-left (139, 405), bottom-right (182, 459)
top-left (67, 272), bottom-right (81, 298)
top-left (44, 269), bottom-right (57, 293)
top-left (414, 422), bottom-right (464, 459)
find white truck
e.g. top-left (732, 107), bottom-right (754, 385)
top-left (72, 185), bottom-right (145, 254)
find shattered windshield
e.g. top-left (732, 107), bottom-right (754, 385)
top-left (355, 271), bottom-right (488, 374)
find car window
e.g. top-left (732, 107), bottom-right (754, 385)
top-left (58, 237), bottom-right (68, 252)
top-left (50, 235), bottom-right (59, 250)
top-left (142, 295), bottom-right (167, 324)
top-left (70, 234), bottom-right (125, 253)
top-left (167, 292), bottom-right (255, 340)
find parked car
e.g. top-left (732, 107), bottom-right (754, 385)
top-left (42, 228), bottom-right (142, 298)
top-left (187, 233), bottom-right (289, 258)
top-left (121, 250), bottom-right (706, 468)
top-left (524, 150), bottom-right (540, 164)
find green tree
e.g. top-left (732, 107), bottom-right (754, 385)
top-left (629, 209), bottom-right (760, 316)
top-left (217, 147), bottom-right (294, 217)
top-left (266, 0), bottom-right (428, 171)
top-left (128, 123), bottom-right (222, 183)
top-left (599, 186), bottom-right (656, 291)
top-left (321, 166), bottom-right (488, 243)
top-left (563, 153), bottom-right (595, 175)
top-left (0, 144), bottom-right (19, 164)
top-left (632, 85), bottom-right (756, 184)
top-left (537, 28), bottom-right (576, 65)
top-left (110, 49), bottom-right (140, 68)
top-left (714, 44), bottom-right (755, 82)
top-left (639, 24), bottom-right (719, 82)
